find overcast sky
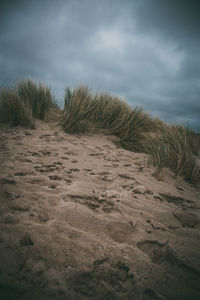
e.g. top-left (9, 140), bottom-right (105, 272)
top-left (0, 0), bottom-right (200, 131)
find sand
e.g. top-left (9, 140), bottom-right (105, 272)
top-left (0, 120), bottom-right (200, 300)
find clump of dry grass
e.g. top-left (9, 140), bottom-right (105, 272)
top-left (146, 125), bottom-right (200, 184)
top-left (0, 79), bottom-right (57, 128)
top-left (0, 87), bottom-right (35, 128)
top-left (62, 85), bottom-right (153, 152)
top-left (17, 80), bottom-right (56, 120)
top-left (62, 86), bottom-right (94, 133)
top-left (115, 108), bottom-right (154, 153)
top-left (91, 92), bottom-right (132, 132)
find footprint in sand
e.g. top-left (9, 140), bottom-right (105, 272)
top-left (34, 164), bottom-right (59, 173)
top-left (3, 191), bottom-right (20, 200)
top-left (95, 146), bottom-right (103, 150)
top-left (97, 171), bottom-right (111, 176)
top-left (20, 233), bottom-right (34, 246)
top-left (14, 172), bottom-right (28, 176)
top-left (121, 183), bottom-right (134, 191)
top-left (74, 259), bottom-right (134, 298)
top-left (123, 164), bottom-right (132, 167)
top-left (173, 209), bottom-right (199, 228)
top-left (28, 151), bottom-right (41, 157)
top-left (83, 169), bottom-right (96, 176)
top-left (159, 193), bottom-right (198, 209)
top-left (106, 221), bottom-right (136, 243)
top-left (146, 219), bottom-right (166, 231)
top-left (89, 153), bottom-right (104, 158)
top-left (48, 184), bottom-right (57, 189)
top-left (39, 134), bottom-right (51, 139)
top-left (48, 175), bottom-right (63, 181)
top-left (63, 193), bottom-right (115, 212)
top-left (63, 194), bottom-right (101, 210)
top-left (1, 214), bottom-right (20, 225)
top-left (69, 168), bottom-right (80, 172)
top-left (39, 150), bottom-right (51, 156)
top-left (137, 240), bottom-right (169, 265)
top-left (0, 178), bottom-right (16, 185)
top-left (137, 239), bottom-right (200, 289)
top-left (38, 209), bottom-right (49, 222)
top-left (84, 168), bottom-right (93, 172)
top-left (97, 171), bottom-right (114, 182)
top-left (65, 150), bottom-right (78, 156)
top-left (65, 179), bottom-right (72, 184)
top-left (118, 174), bottom-right (136, 180)
top-left (24, 131), bottom-right (32, 136)
top-left (55, 136), bottom-right (64, 142)
top-left (98, 175), bottom-right (114, 182)
top-left (71, 159), bottom-right (78, 163)
top-left (103, 155), bottom-right (119, 162)
top-left (11, 199), bottom-right (30, 212)
top-left (24, 159), bottom-right (32, 163)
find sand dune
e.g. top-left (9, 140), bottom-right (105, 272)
top-left (0, 120), bottom-right (200, 300)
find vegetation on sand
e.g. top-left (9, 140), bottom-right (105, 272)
top-left (62, 85), bottom-right (200, 184)
top-left (0, 79), bottom-right (57, 128)
top-left (0, 80), bottom-right (199, 184)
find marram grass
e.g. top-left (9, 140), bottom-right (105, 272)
top-left (62, 85), bottom-right (200, 184)
top-left (17, 80), bottom-right (56, 120)
top-left (145, 125), bottom-right (200, 184)
top-left (61, 85), bottom-right (154, 152)
top-left (0, 79), bottom-right (58, 128)
top-left (0, 87), bottom-right (35, 128)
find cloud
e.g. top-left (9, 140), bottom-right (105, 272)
top-left (0, 0), bottom-right (199, 131)
top-left (133, 0), bottom-right (200, 41)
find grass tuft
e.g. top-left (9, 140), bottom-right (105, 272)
top-left (0, 87), bottom-right (35, 128)
top-left (62, 85), bottom-right (94, 133)
top-left (17, 79), bottom-right (56, 120)
top-left (0, 79), bottom-right (58, 128)
top-left (62, 86), bottom-right (153, 152)
top-left (146, 126), bottom-right (200, 184)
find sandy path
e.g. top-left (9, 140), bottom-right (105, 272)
top-left (0, 121), bottom-right (200, 300)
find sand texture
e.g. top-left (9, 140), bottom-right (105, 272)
top-left (0, 121), bottom-right (200, 300)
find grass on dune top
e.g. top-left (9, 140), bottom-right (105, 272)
top-left (0, 80), bottom-right (199, 184)
top-left (62, 86), bottom-right (154, 151)
top-left (62, 85), bottom-right (200, 184)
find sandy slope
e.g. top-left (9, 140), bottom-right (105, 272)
top-left (0, 120), bottom-right (200, 300)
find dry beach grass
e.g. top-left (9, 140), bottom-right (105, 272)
top-left (61, 85), bottom-right (200, 184)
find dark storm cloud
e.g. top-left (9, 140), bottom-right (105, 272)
top-left (131, 0), bottom-right (200, 131)
top-left (133, 0), bottom-right (200, 41)
top-left (0, 0), bottom-right (199, 131)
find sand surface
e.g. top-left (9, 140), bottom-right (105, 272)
top-left (0, 120), bottom-right (200, 300)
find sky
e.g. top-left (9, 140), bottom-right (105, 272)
top-left (0, 0), bottom-right (200, 132)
